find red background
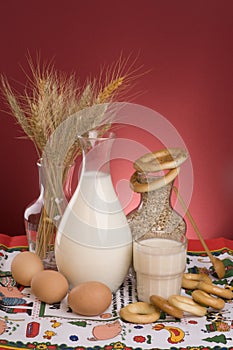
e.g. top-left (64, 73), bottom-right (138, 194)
top-left (0, 0), bottom-right (232, 239)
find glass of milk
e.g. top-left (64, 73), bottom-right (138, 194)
top-left (133, 232), bottom-right (187, 302)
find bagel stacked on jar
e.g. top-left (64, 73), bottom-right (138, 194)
top-left (119, 273), bottom-right (233, 324)
top-left (130, 148), bottom-right (189, 193)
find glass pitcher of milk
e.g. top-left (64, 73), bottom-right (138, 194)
top-left (55, 130), bottom-right (132, 292)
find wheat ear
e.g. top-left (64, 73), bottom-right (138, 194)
top-left (97, 77), bottom-right (124, 103)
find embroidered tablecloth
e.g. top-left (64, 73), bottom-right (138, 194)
top-left (0, 234), bottom-right (232, 350)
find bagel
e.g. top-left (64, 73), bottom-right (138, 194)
top-left (150, 295), bottom-right (183, 319)
top-left (182, 273), bottom-right (212, 290)
top-left (168, 295), bottom-right (207, 317)
top-left (134, 148), bottom-right (188, 173)
top-left (197, 281), bottom-right (233, 300)
top-left (130, 167), bottom-right (180, 193)
top-left (192, 290), bottom-right (225, 310)
top-left (119, 301), bottom-right (160, 324)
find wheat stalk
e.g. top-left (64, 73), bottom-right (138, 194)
top-left (97, 77), bottom-right (124, 103)
top-left (1, 53), bottom-right (143, 260)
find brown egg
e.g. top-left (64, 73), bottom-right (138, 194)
top-left (31, 270), bottom-right (69, 304)
top-left (68, 281), bottom-right (112, 316)
top-left (11, 251), bottom-right (44, 286)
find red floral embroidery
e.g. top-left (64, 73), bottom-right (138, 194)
top-left (133, 335), bottom-right (146, 343)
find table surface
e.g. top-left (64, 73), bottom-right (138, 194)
top-left (0, 234), bottom-right (232, 350)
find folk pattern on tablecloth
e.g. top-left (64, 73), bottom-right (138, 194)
top-left (0, 243), bottom-right (232, 350)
